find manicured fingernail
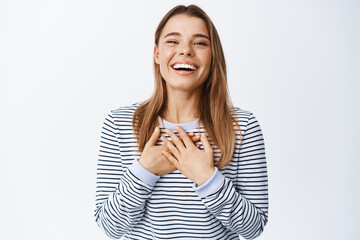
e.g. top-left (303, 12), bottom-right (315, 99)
top-left (175, 126), bottom-right (179, 130)
top-left (154, 127), bottom-right (159, 132)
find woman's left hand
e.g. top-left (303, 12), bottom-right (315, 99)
top-left (161, 126), bottom-right (215, 186)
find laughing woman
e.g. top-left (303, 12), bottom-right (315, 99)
top-left (94, 4), bottom-right (269, 240)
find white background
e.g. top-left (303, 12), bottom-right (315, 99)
top-left (1, 0), bottom-right (359, 239)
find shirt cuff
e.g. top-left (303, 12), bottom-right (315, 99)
top-left (128, 159), bottom-right (160, 187)
top-left (192, 167), bottom-right (225, 198)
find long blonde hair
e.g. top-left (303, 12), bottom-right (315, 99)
top-left (132, 4), bottom-right (241, 170)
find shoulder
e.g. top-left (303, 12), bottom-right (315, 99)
top-left (111, 102), bottom-right (141, 115)
top-left (230, 106), bottom-right (266, 139)
top-left (232, 106), bottom-right (265, 139)
top-left (105, 102), bottom-right (142, 127)
top-left (231, 106), bottom-right (254, 127)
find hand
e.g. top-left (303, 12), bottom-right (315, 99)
top-left (161, 126), bottom-right (215, 186)
top-left (138, 127), bottom-right (201, 176)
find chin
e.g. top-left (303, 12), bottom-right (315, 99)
top-left (167, 82), bottom-right (203, 92)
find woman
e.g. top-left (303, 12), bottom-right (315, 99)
top-left (95, 4), bottom-right (268, 240)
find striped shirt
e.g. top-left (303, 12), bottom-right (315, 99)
top-left (94, 102), bottom-right (268, 240)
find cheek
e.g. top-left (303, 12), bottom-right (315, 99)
top-left (158, 52), bottom-right (172, 78)
top-left (202, 52), bottom-right (212, 70)
top-left (159, 47), bottom-right (174, 63)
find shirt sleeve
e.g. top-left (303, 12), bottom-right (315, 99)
top-left (94, 111), bottom-right (157, 239)
top-left (193, 113), bottom-right (269, 240)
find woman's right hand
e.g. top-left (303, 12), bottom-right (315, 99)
top-left (138, 127), bottom-right (200, 176)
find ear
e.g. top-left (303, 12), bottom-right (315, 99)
top-left (154, 45), bottom-right (160, 64)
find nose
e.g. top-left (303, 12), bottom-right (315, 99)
top-left (178, 43), bottom-right (193, 56)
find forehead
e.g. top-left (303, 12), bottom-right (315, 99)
top-left (161, 14), bottom-right (209, 38)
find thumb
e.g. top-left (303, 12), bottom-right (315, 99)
top-left (147, 126), bottom-right (160, 146)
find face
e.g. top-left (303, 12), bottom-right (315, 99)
top-left (154, 14), bottom-right (212, 92)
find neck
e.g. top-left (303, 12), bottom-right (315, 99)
top-left (162, 86), bottom-right (201, 123)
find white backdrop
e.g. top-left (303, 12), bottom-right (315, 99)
top-left (1, 0), bottom-right (359, 239)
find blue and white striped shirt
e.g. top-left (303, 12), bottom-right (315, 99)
top-left (94, 102), bottom-right (268, 239)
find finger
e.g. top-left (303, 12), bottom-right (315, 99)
top-left (161, 136), bottom-right (181, 159)
top-left (191, 135), bottom-right (200, 142)
top-left (175, 126), bottom-right (195, 149)
top-left (147, 127), bottom-right (160, 146)
top-left (179, 134), bottom-right (199, 143)
top-left (162, 140), bottom-right (177, 151)
top-left (161, 144), bottom-right (172, 153)
top-left (165, 128), bottom-right (186, 151)
top-left (162, 143), bottom-right (176, 155)
top-left (162, 150), bottom-right (179, 169)
top-left (200, 133), bottom-right (213, 153)
top-left (187, 132), bottom-right (194, 137)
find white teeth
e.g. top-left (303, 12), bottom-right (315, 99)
top-left (173, 63), bottom-right (197, 70)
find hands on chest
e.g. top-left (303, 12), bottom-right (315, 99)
top-left (138, 126), bottom-right (215, 186)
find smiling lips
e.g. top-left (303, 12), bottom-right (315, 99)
top-left (171, 61), bottom-right (199, 76)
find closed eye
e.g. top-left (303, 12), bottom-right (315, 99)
top-left (195, 42), bottom-right (208, 46)
top-left (166, 40), bottom-right (177, 44)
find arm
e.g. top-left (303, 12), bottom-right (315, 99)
top-left (193, 113), bottom-right (268, 240)
top-left (94, 111), bottom-right (160, 239)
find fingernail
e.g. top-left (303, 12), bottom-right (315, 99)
top-left (175, 126), bottom-right (179, 130)
top-left (154, 127), bottom-right (159, 132)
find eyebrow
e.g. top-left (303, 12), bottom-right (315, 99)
top-left (163, 32), bottom-right (210, 40)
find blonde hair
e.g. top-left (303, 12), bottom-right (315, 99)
top-left (132, 4), bottom-right (241, 170)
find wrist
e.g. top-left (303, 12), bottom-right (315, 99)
top-left (197, 167), bottom-right (215, 186)
top-left (192, 167), bottom-right (225, 198)
top-left (138, 158), bottom-right (155, 175)
top-left (130, 159), bottom-right (160, 186)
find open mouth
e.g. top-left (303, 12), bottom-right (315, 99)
top-left (171, 63), bottom-right (199, 75)
top-left (174, 68), bottom-right (194, 71)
